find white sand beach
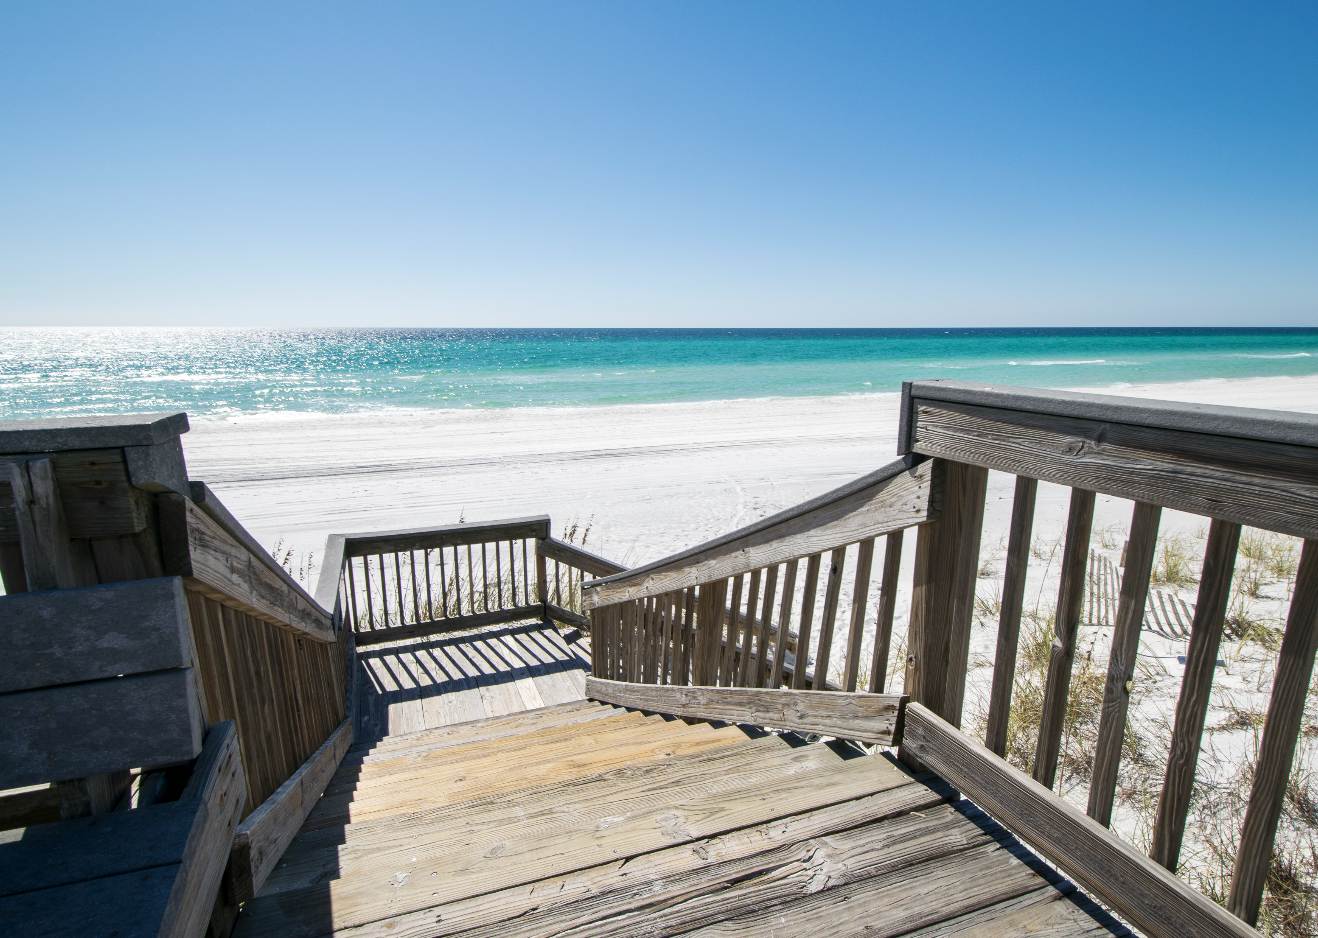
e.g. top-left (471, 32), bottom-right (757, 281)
top-left (184, 373), bottom-right (1318, 575)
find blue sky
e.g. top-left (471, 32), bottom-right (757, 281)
top-left (1, 2), bottom-right (1314, 327)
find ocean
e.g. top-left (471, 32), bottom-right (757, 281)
top-left (2, 326), bottom-right (1316, 420)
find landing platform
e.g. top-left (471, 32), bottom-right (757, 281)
top-left (237, 689), bottom-right (1130, 936)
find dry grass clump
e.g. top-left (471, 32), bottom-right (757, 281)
top-left (271, 536), bottom-right (315, 583)
top-left (1153, 533), bottom-right (1198, 588)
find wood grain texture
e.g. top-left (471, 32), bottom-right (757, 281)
top-left (0, 668), bottom-right (202, 789)
top-left (8, 458), bottom-right (79, 591)
top-left (902, 702), bottom-right (1261, 938)
top-left (903, 458), bottom-right (971, 726)
top-left (985, 476), bottom-right (1037, 757)
top-left (1087, 501), bottom-right (1161, 827)
top-left (583, 457), bottom-right (937, 609)
top-left (0, 448), bottom-right (149, 542)
top-left (843, 538), bottom-right (875, 692)
top-left (226, 719), bottom-right (352, 902)
top-left (909, 396), bottom-right (1318, 539)
top-left (868, 530), bottom-right (903, 694)
top-left (1032, 487), bottom-right (1095, 790)
top-left (1229, 538), bottom-right (1318, 924)
top-left (943, 463), bottom-right (988, 728)
top-left (161, 493), bottom-right (334, 642)
top-left (1150, 518), bottom-right (1240, 870)
top-left (585, 677), bottom-right (906, 745)
top-left (0, 576), bottom-right (191, 694)
top-left (341, 516), bottom-right (551, 557)
top-left (536, 537), bottom-right (626, 577)
top-left (770, 559), bottom-right (798, 689)
top-left (812, 547), bottom-right (847, 691)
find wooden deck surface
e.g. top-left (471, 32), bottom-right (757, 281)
top-left (236, 623), bottom-right (1130, 937)
top-left (353, 619), bottom-right (590, 742)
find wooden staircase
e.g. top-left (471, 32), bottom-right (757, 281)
top-left (235, 698), bottom-right (1127, 938)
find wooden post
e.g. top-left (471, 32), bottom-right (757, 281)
top-left (1228, 538), bottom-right (1318, 925)
top-left (842, 538), bottom-right (876, 692)
top-left (1088, 501), bottom-right (1162, 826)
top-left (9, 459), bottom-right (81, 591)
top-left (943, 464), bottom-right (989, 728)
top-left (791, 554), bottom-right (822, 690)
top-left (985, 476), bottom-right (1037, 757)
top-left (1032, 487), bottom-right (1096, 790)
top-left (736, 570), bottom-right (762, 687)
top-left (812, 547), bottom-right (848, 690)
top-left (1149, 519), bottom-right (1241, 870)
top-left (903, 458), bottom-right (969, 723)
top-left (868, 530), bottom-right (903, 694)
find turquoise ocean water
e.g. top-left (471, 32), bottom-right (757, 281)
top-left (2, 327), bottom-right (1316, 420)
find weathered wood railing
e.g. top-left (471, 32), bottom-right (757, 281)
top-left (0, 413), bottom-right (353, 929)
top-left (324, 516), bottom-right (623, 647)
top-left (584, 380), bottom-right (1318, 936)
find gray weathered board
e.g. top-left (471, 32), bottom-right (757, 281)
top-left (226, 718), bottom-right (354, 902)
top-left (0, 720), bottom-right (246, 938)
top-left (160, 493), bottom-right (334, 642)
top-left (901, 702), bottom-right (1259, 938)
top-left (340, 515), bottom-right (552, 558)
top-left (0, 577), bottom-right (191, 694)
top-left (585, 677), bottom-right (906, 746)
top-left (0, 669), bottom-right (203, 789)
top-left (583, 456), bottom-right (938, 608)
top-left (900, 379), bottom-right (1318, 539)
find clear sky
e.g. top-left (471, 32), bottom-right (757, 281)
top-left (1, 2), bottom-right (1315, 328)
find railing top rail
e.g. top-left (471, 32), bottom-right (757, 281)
top-left (337, 514), bottom-right (552, 557)
top-left (538, 536), bottom-right (626, 577)
top-left (583, 456), bottom-right (934, 608)
top-left (0, 411), bottom-right (190, 453)
top-left (899, 380), bottom-right (1318, 453)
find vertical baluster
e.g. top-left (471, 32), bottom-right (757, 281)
top-left (634, 598), bottom-right (647, 682)
top-left (393, 552), bottom-right (405, 625)
top-left (658, 592), bottom-right (672, 685)
top-left (1088, 502), bottom-right (1162, 826)
top-left (1149, 519), bottom-right (1240, 869)
top-left (869, 530), bottom-right (905, 694)
top-left (535, 541), bottom-right (548, 610)
top-left (770, 560), bottom-right (799, 690)
top-left (644, 596), bottom-right (657, 683)
top-left (347, 556), bottom-right (361, 632)
top-left (737, 570), bottom-right (763, 686)
top-left (555, 560), bottom-right (563, 607)
top-left (754, 565), bottom-right (780, 688)
top-left (522, 540), bottom-right (530, 606)
top-left (494, 541), bottom-right (504, 609)
top-left (676, 588), bottom-right (695, 686)
top-left (651, 595), bottom-right (663, 682)
top-left (942, 465), bottom-right (989, 728)
top-left (1228, 538), bottom-right (1318, 925)
top-left (812, 548), bottom-right (848, 690)
top-left (480, 543), bottom-right (491, 612)
top-left (985, 477), bottom-right (1037, 756)
top-left (705, 580), bottom-right (730, 686)
top-left (409, 550), bottom-right (421, 623)
top-left (843, 539), bottom-right (877, 692)
top-left (1032, 487), bottom-right (1096, 790)
top-left (721, 575), bottom-right (746, 684)
top-left (466, 545), bottom-right (476, 614)
top-left (792, 554), bottom-right (823, 690)
top-left (509, 540), bottom-right (518, 607)
top-left (375, 554), bottom-right (389, 629)
top-left (423, 548), bottom-right (434, 621)
top-left (447, 546), bottom-right (459, 617)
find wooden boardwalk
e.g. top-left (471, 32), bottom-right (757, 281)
top-left (353, 620), bottom-right (590, 742)
top-left (235, 626), bottom-right (1129, 938)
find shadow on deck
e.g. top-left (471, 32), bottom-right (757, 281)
top-left (353, 619), bottom-right (591, 743)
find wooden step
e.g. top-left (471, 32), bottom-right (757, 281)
top-left (239, 739), bottom-right (907, 936)
top-left (315, 719), bottom-right (758, 828)
top-left (354, 699), bottom-right (611, 757)
top-left (281, 771), bottom-right (953, 938)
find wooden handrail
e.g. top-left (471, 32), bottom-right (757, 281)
top-left (900, 379), bottom-right (1318, 539)
top-left (586, 677), bottom-right (905, 746)
top-left (583, 456), bottom-right (937, 609)
top-left (537, 536), bottom-right (625, 577)
top-left (339, 515), bottom-right (551, 557)
top-left (901, 702), bottom-right (1260, 938)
